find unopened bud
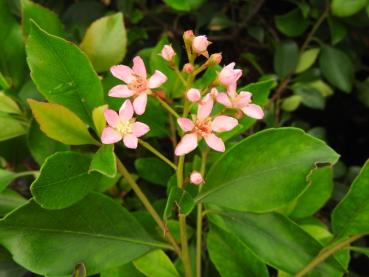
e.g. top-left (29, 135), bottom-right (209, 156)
top-left (160, 44), bottom-right (176, 62)
top-left (186, 88), bottom-right (201, 102)
top-left (183, 63), bottom-right (193, 73)
top-left (209, 53), bottom-right (222, 65)
top-left (190, 171), bottom-right (204, 185)
top-left (183, 30), bottom-right (194, 42)
top-left (192, 35), bottom-right (211, 54)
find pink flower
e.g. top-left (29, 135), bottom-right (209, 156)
top-left (216, 84), bottom-right (264, 119)
top-left (192, 35), bottom-right (211, 57)
top-left (161, 44), bottom-right (176, 61)
top-left (175, 97), bottom-right (238, 156)
top-left (183, 63), bottom-right (193, 73)
top-left (218, 62), bottom-right (242, 87)
top-left (109, 56), bottom-right (167, 115)
top-left (190, 171), bottom-right (204, 185)
top-left (101, 100), bottom-right (150, 149)
top-left (186, 88), bottom-right (201, 102)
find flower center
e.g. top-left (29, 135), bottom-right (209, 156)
top-left (115, 119), bottom-right (133, 136)
top-left (128, 75), bottom-right (147, 93)
top-left (194, 118), bottom-right (212, 137)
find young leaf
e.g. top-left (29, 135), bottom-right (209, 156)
top-left (332, 159), bottom-right (369, 238)
top-left (80, 13), bottom-right (127, 72)
top-left (28, 99), bottom-right (98, 145)
top-left (133, 250), bottom-right (180, 277)
top-left (295, 48), bottom-right (320, 74)
top-left (26, 21), bottom-right (104, 126)
top-left (31, 151), bottom-right (115, 209)
top-left (274, 41), bottom-right (299, 78)
top-left (208, 209), bottom-right (344, 275)
top-left (319, 46), bottom-right (354, 93)
top-left (331, 0), bottom-right (367, 17)
top-left (135, 157), bottom-right (173, 186)
top-left (0, 93), bottom-right (21, 114)
top-left (0, 193), bottom-right (161, 276)
top-left (89, 144), bottom-right (117, 178)
top-left (197, 128), bottom-right (339, 212)
top-left (207, 225), bottom-right (268, 277)
top-left (21, 0), bottom-right (65, 37)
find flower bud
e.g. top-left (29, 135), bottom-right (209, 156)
top-left (183, 30), bottom-right (194, 42)
top-left (186, 88), bottom-right (201, 102)
top-left (183, 63), bottom-right (193, 74)
top-left (192, 35), bottom-right (211, 54)
top-left (190, 171), bottom-right (204, 185)
top-left (218, 62), bottom-right (242, 86)
top-left (209, 53), bottom-right (222, 65)
top-left (161, 44), bottom-right (176, 62)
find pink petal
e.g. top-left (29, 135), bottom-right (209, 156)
top-left (118, 100), bottom-right (134, 120)
top-left (186, 88), bottom-right (201, 102)
top-left (132, 56), bottom-right (147, 78)
top-left (242, 104), bottom-right (264, 119)
top-left (236, 91), bottom-right (252, 107)
top-left (227, 82), bottom-right (237, 97)
top-left (197, 97), bottom-right (214, 120)
top-left (216, 93), bottom-right (232, 107)
top-left (204, 133), bottom-right (225, 152)
top-left (190, 171), bottom-right (203, 185)
top-left (132, 122), bottom-right (150, 137)
top-left (148, 70), bottom-right (167, 89)
top-left (108, 85), bottom-right (134, 98)
top-left (123, 134), bottom-right (138, 149)
top-left (104, 109), bottom-right (119, 127)
top-left (177, 118), bottom-right (195, 132)
top-left (211, 116), bottom-right (238, 132)
top-left (175, 133), bottom-right (198, 156)
top-left (133, 93), bottom-right (148, 115)
top-left (110, 65), bottom-right (134, 83)
top-left (101, 127), bottom-right (122, 144)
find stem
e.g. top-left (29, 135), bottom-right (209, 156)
top-left (138, 140), bottom-right (177, 170)
top-left (179, 214), bottom-right (193, 277)
top-left (173, 66), bottom-right (188, 87)
top-left (295, 234), bottom-right (363, 277)
top-left (14, 171), bottom-right (40, 178)
top-left (115, 157), bottom-right (181, 256)
top-left (176, 155), bottom-right (185, 189)
top-left (155, 96), bottom-right (180, 118)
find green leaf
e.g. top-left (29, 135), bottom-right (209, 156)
top-left (31, 151), bottom-right (115, 209)
top-left (309, 80), bottom-right (334, 97)
top-left (281, 95), bottom-right (302, 112)
top-left (332, 159), bottom-right (369, 238)
top-left (0, 246), bottom-right (27, 277)
top-left (328, 17), bottom-right (347, 45)
top-left (0, 189), bottom-right (27, 216)
top-left (0, 193), bottom-right (162, 276)
top-left (27, 119), bottom-right (69, 165)
top-left (208, 209), bottom-right (344, 275)
top-left (0, 93), bottom-right (21, 114)
top-left (289, 166), bottom-right (333, 218)
top-left (28, 99), bottom-right (98, 145)
top-left (275, 9), bottom-right (310, 37)
top-left (0, 170), bottom-right (17, 192)
top-left (331, 0), bottom-right (367, 17)
top-left (26, 21), bottom-right (104, 126)
top-left (80, 13), bottom-right (126, 73)
top-left (0, 0), bottom-right (27, 89)
top-left (0, 114), bottom-right (28, 142)
top-left (133, 250), bottom-right (179, 277)
top-left (21, 0), bottom-right (65, 37)
top-left (319, 46), bottom-right (354, 93)
top-left (162, 0), bottom-right (204, 11)
top-left (207, 225), bottom-right (268, 277)
top-left (164, 186), bottom-right (195, 220)
top-left (135, 157), bottom-right (173, 186)
top-left (295, 48), bottom-right (320, 74)
top-left (294, 85), bottom-right (326, 110)
top-left (197, 128), bottom-right (339, 212)
top-left (274, 41), bottom-right (299, 78)
top-left (350, 246), bottom-right (369, 258)
top-left (92, 104), bottom-right (108, 137)
top-left (101, 263), bottom-right (145, 277)
top-left (89, 144), bottom-right (117, 178)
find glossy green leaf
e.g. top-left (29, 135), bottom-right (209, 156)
top-left (331, 0), bottom-right (367, 17)
top-left (21, 0), bottom-right (65, 37)
top-left (80, 13), bottom-right (126, 72)
top-left (332, 159), bottom-right (369, 238)
top-left (89, 144), bottom-right (116, 178)
top-left (281, 95), bottom-right (302, 112)
top-left (92, 104), bottom-right (108, 137)
top-left (135, 157), bottom-right (173, 186)
top-left (0, 0), bottom-right (27, 89)
top-left (26, 22), bottom-right (104, 126)
top-left (275, 9), bottom-right (309, 37)
top-left (31, 151), bottom-right (115, 209)
top-left (0, 189), bottom-right (27, 216)
top-left (0, 114), bottom-right (27, 142)
top-left (295, 48), bottom-right (320, 74)
top-left (208, 209), bottom-right (344, 275)
top-left (27, 119), bottom-right (69, 165)
top-left (133, 249), bottom-right (179, 277)
top-left (28, 99), bottom-right (98, 145)
top-left (197, 128), bottom-right (339, 212)
top-left (0, 93), bottom-right (21, 114)
top-left (274, 41), bottom-right (299, 78)
top-left (290, 166), bottom-right (333, 218)
top-left (101, 263), bottom-right (145, 277)
top-left (319, 46), bottom-right (354, 93)
top-left (207, 225), bottom-right (268, 277)
top-left (0, 193), bottom-right (161, 276)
